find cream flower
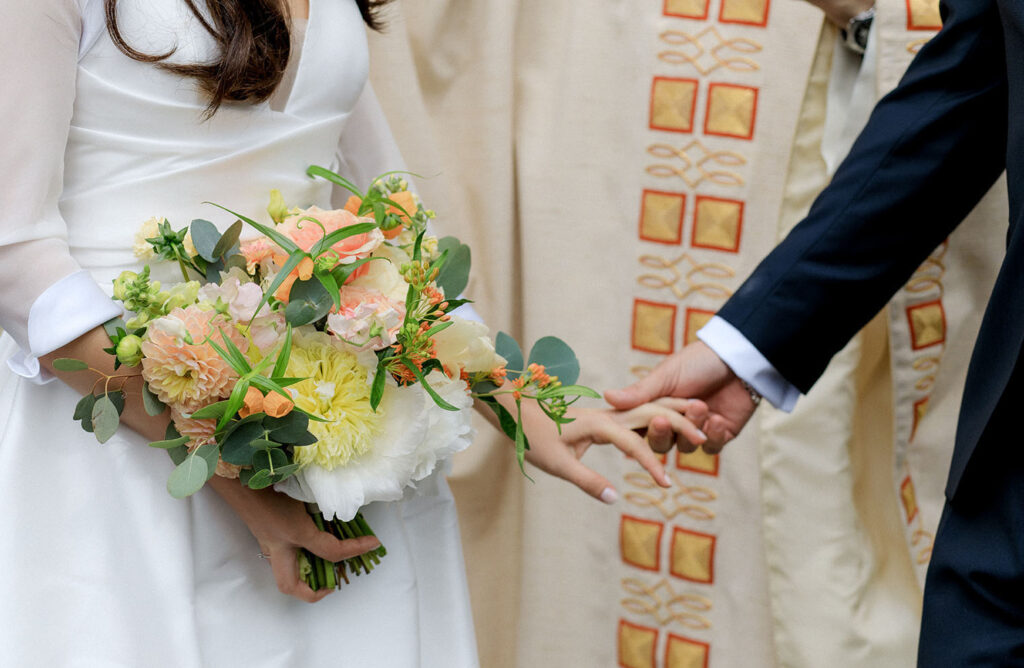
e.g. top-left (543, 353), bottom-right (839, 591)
top-left (432, 316), bottom-right (507, 374)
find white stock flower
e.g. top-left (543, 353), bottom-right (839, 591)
top-left (432, 316), bottom-right (506, 374)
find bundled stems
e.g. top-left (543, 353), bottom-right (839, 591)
top-left (301, 507), bottom-right (388, 591)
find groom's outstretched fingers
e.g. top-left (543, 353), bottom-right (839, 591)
top-left (701, 414), bottom-right (736, 454)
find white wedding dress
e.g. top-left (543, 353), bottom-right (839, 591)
top-left (0, 1), bottom-right (478, 665)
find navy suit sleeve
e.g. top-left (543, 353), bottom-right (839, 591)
top-left (717, 0), bottom-right (1008, 393)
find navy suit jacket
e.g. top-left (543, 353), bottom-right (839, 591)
top-left (718, 0), bottom-right (1023, 498)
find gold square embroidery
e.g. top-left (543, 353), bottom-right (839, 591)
top-left (911, 396), bottom-right (929, 441)
top-left (665, 634), bottom-right (710, 668)
top-left (670, 527), bottom-right (715, 583)
top-left (621, 515), bottom-right (664, 572)
top-left (619, 620), bottom-right (658, 668)
top-left (677, 447), bottom-right (719, 476)
top-left (683, 308), bottom-right (715, 347)
top-left (650, 77), bottom-right (699, 134)
top-left (901, 476), bottom-right (919, 523)
top-left (906, 300), bottom-right (945, 350)
top-left (633, 300), bottom-right (677, 355)
top-left (692, 196), bottom-right (743, 252)
top-left (704, 83), bottom-right (758, 139)
top-left (719, 0), bottom-right (770, 26)
top-left (664, 0), bottom-right (710, 20)
top-left (907, 0), bottom-right (942, 30)
top-left (640, 190), bottom-right (686, 245)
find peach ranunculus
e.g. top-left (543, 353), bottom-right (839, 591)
top-left (277, 206), bottom-right (384, 260)
top-left (325, 287), bottom-right (406, 351)
top-left (141, 306), bottom-right (245, 413)
top-left (171, 407), bottom-right (242, 479)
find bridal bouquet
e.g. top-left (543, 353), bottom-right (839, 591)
top-left (56, 166), bottom-right (597, 590)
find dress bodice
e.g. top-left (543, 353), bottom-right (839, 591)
top-left (65, 0), bottom-right (369, 274)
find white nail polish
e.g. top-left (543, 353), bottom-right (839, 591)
top-left (697, 430), bottom-right (708, 441)
top-left (661, 474), bottom-right (673, 488)
top-left (600, 487), bottom-right (619, 504)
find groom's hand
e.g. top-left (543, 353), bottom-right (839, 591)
top-left (605, 342), bottom-right (759, 454)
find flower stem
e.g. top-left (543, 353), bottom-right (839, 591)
top-left (300, 508), bottom-right (386, 591)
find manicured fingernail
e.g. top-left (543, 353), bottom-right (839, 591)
top-left (697, 430), bottom-right (708, 441)
top-left (661, 474), bottom-right (673, 487)
top-left (600, 487), bottom-right (619, 504)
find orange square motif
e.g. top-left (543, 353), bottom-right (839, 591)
top-left (665, 634), bottom-right (711, 668)
top-left (619, 620), bottom-right (658, 668)
top-left (664, 0), bottom-right (711, 20)
top-left (639, 190), bottom-right (687, 245)
top-left (901, 476), bottom-right (919, 523)
top-left (633, 299), bottom-right (678, 355)
top-left (621, 516), bottom-right (665, 572)
top-left (719, 0), bottom-right (770, 26)
top-left (692, 196), bottom-right (744, 252)
top-left (906, 0), bottom-right (942, 30)
top-left (650, 77), bottom-right (699, 134)
top-left (670, 527), bottom-right (716, 584)
top-left (906, 300), bottom-right (946, 350)
top-left (911, 396), bottom-right (930, 442)
top-left (677, 448), bottom-right (719, 476)
top-left (683, 308), bottom-right (715, 347)
top-left (704, 83), bottom-right (758, 140)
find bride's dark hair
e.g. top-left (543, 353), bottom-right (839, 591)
top-left (104, 0), bottom-right (390, 114)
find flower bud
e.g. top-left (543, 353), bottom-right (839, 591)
top-left (112, 271), bottom-right (138, 300)
top-left (115, 334), bottom-right (144, 366)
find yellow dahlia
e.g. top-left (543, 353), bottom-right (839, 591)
top-left (286, 332), bottom-right (383, 470)
top-left (141, 306), bottom-right (242, 413)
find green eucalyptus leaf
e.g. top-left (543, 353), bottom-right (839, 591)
top-left (149, 435), bottom-right (191, 449)
top-left (264, 411), bottom-right (310, 442)
top-left (167, 444), bottom-right (189, 466)
top-left (188, 400), bottom-right (230, 421)
top-left (220, 421), bottom-right (264, 466)
top-left (495, 332), bottom-right (524, 380)
top-left (142, 382), bottom-right (167, 416)
top-left (526, 336), bottom-right (580, 386)
top-left (435, 237), bottom-right (471, 298)
top-left (249, 438), bottom-right (280, 450)
top-left (246, 469), bottom-right (275, 490)
top-left (212, 220), bottom-right (243, 259)
top-left (52, 358), bottom-right (88, 372)
top-left (481, 396), bottom-right (518, 442)
top-left (190, 219), bottom-right (222, 263)
top-left (194, 442), bottom-right (221, 482)
top-left (285, 278), bottom-right (333, 327)
top-left (270, 463), bottom-right (301, 480)
top-left (167, 453), bottom-right (209, 498)
top-left (108, 391), bottom-right (126, 416)
top-left (92, 395), bottom-right (120, 444)
top-left (73, 393), bottom-right (97, 421)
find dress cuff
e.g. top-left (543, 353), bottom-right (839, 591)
top-left (696, 316), bottom-right (800, 412)
top-left (7, 270), bottom-right (123, 384)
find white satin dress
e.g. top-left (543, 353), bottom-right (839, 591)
top-left (0, 1), bottom-right (478, 665)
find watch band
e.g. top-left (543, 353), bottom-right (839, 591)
top-left (839, 6), bottom-right (875, 55)
top-left (741, 381), bottom-right (762, 407)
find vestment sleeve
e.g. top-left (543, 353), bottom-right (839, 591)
top-left (717, 0), bottom-right (1008, 393)
top-left (0, 0), bottom-right (123, 381)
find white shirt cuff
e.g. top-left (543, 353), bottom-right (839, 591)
top-left (696, 316), bottom-right (800, 412)
top-left (7, 270), bottom-right (123, 384)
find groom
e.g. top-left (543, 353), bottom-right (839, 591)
top-left (608, 0), bottom-right (1024, 663)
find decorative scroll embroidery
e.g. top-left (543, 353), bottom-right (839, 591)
top-left (638, 252), bottom-right (736, 301)
top-left (621, 577), bottom-right (714, 630)
top-left (624, 470), bottom-right (718, 522)
top-left (647, 140), bottom-right (747, 189)
top-left (658, 27), bottom-right (763, 75)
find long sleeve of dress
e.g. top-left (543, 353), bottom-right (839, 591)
top-left (1, 0), bottom-right (123, 381)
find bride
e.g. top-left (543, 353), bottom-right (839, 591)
top-left (0, 1), bottom-right (705, 665)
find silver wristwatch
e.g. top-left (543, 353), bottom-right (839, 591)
top-left (840, 7), bottom-right (875, 55)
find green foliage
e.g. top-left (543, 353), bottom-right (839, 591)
top-left (189, 400), bottom-right (230, 420)
top-left (264, 412), bottom-right (313, 444)
top-left (220, 421), bottom-right (265, 466)
top-left (167, 452), bottom-right (209, 498)
top-left (142, 382), bottom-right (166, 416)
top-left (189, 219), bottom-right (222, 263)
top-left (527, 336), bottom-right (580, 386)
top-left (148, 435), bottom-right (190, 450)
top-left (285, 278), bottom-right (334, 327)
top-left (435, 237), bottom-right (471, 298)
top-left (495, 332), bottom-right (523, 380)
top-left (52, 358), bottom-right (88, 372)
top-left (91, 394), bottom-right (121, 444)
top-left (212, 220), bottom-right (243, 259)
top-left (370, 360), bottom-right (387, 412)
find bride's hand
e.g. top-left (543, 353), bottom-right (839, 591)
top-left (208, 478), bottom-right (381, 603)
top-left (516, 397), bottom-right (709, 504)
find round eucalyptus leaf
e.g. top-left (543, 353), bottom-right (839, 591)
top-left (91, 395), bottom-right (121, 444)
top-left (190, 219), bottom-right (222, 262)
top-left (285, 279), bottom-right (333, 327)
top-left (142, 382), bottom-right (166, 417)
top-left (167, 454), bottom-right (210, 498)
top-left (527, 336), bottom-right (580, 386)
top-left (495, 332), bottom-right (524, 380)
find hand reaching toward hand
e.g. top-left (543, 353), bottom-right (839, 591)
top-left (605, 341), bottom-right (760, 454)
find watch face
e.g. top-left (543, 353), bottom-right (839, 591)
top-left (853, 21), bottom-right (871, 50)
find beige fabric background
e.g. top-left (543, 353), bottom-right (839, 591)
top-left (367, 1), bottom-right (1005, 666)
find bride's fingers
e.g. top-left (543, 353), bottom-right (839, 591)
top-left (268, 545), bottom-right (332, 603)
top-left (594, 419), bottom-right (672, 487)
top-left (302, 529), bottom-right (381, 564)
top-left (557, 457), bottom-right (620, 504)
